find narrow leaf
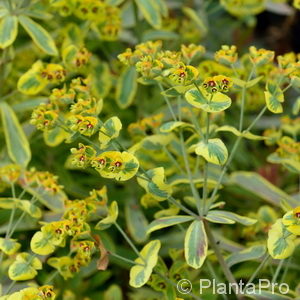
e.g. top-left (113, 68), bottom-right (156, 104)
top-left (0, 102), bottom-right (31, 167)
top-left (18, 15), bottom-right (58, 56)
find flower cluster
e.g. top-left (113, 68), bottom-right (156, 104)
top-left (31, 77), bottom-right (102, 140)
top-left (118, 41), bottom-right (204, 85)
top-left (202, 75), bottom-right (233, 93)
top-left (29, 186), bottom-right (108, 279)
top-left (128, 113), bottom-right (164, 138)
top-left (70, 143), bottom-right (140, 181)
top-left (50, 0), bottom-right (121, 40)
top-left (1, 285), bottom-right (56, 300)
top-left (215, 45), bottom-right (238, 66)
top-left (249, 46), bottom-right (275, 66)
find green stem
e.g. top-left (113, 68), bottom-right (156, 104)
top-left (114, 222), bottom-right (144, 263)
top-left (206, 260), bottom-right (228, 300)
top-left (109, 251), bottom-right (142, 266)
top-left (167, 196), bottom-right (198, 218)
top-left (5, 184), bottom-right (17, 239)
top-left (8, 196), bottom-right (37, 239)
top-left (179, 131), bottom-right (202, 216)
top-left (272, 259), bottom-right (284, 284)
top-left (158, 83), bottom-right (177, 121)
top-left (246, 105), bottom-right (267, 132)
top-left (202, 113), bottom-right (210, 213)
top-left (207, 104), bottom-right (266, 213)
top-left (163, 145), bottom-right (185, 174)
top-left (243, 254), bottom-right (270, 292)
top-left (155, 270), bottom-right (203, 300)
top-left (239, 65), bottom-right (256, 131)
top-left (204, 221), bottom-right (243, 300)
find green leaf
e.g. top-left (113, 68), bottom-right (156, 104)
top-left (267, 152), bottom-right (300, 174)
top-left (142, 30), bottom-right (178, 42)
top-left (182, 7), bottom-right (207, 36)
top-left (17, 61), bottom-right (47, 95)
top-left (137, 167), bottom-right (172, 200)
top-left (0, 237), bottom-right (21, 255)
top-left (216, 125), bottom-right (266, 140)
top-left (147, 215), bottom-right (194, 234)
top-left (195, 138), bottom-right (228, 165)
top-left (116, 66), bottom-right (137, 109)
top-left (135, 0), bottom-right (162, 29)
top-left (264, 86), bottom-right (284, 114)
top-left (225, 245), bottom-right (266, 267)
top-left (229, 171), bottom-right (298, 207)
top-left (0, 15), bottom-right (18, 48)
top-left (104, 285), bottom-right (123, 300)
top-left (129, 240), bottom-right (161, 288)
top-left (92, 62), bottom-right (112, 99)
top-left (125, 199), bottom-right (148, 244)
top-left (0, 102), bottom-right (31, 167)
top-left (232, 76), bottom-right (263, 88)
top-left (185, 87), bottom-right (231, 112)
top-left (205, 212), bottom-right (235, 224)
top-left (184, 220), bottom-right (207, 269)
top-left (95, 201), bottom-right (119, 230)
top-left (30, 231), bottom-right (55, 255)
top-left (207, 210), bottom-right (257, 226)
top-left (43, 126), bottom-right (68, 147)
top-left (8, 253), bottom-right (42, 281)
top-left (18, 15), bottom-right (58, 56)
top-left (267, 219), bottom-right (296, 259)
top-left (99, 117), bottom-right (122, 149)
top-left (160, 121), bottom-right (193, 133)
top-left (17, 200), bottom-right (42, 219)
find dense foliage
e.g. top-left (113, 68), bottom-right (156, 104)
top-left (0, 0), bottom-right (300, 299)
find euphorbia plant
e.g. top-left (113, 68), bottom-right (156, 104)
top-left (0, 0), bottom-right (300, 299)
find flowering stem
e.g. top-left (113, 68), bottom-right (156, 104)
top-left (168, 195), bottom-right (198, 218)
top-left (271, 258), bottom-right (284, 285)
top-left (204, 221), bottom-right (244, 300)
top-left (179, 130), bottom-right (202, 216)
top-left (243, 253), bottom-right (270, 293)
top-left (158, 83), bottom-right (177, 121)
top-left (163, 145), bottom-right (185, 174)
top-left (109, 251), bottom-right (143, 266)
top-left (202, 113), bottom-right (210, 214)
top-left (239, 64), bottom-right (256, 132)
top-left (114, 222), bottom-right (145, 264)
top-left (0, 184), bottom-right (17, 267)
top-left (7, 196), bottom-right (38, 239)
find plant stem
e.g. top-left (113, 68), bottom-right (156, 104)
top-left (204, 221), bottom-right (244, 300)
top-left (206, 136), bottom-right (241, 213)
top-left (163, 145), bottom-right (185, 174)
top-left (207, 103), bottom-right (267, 213)
top-left (8, 196), bottom-right (37, 239)
top-left (246, 105), bottom-right (267, 132)
top-left (179, 131), bottom-right (202, 216)
top-left (167, 196), bottom-right (198, 218)
top-left (239, 64), bottom-right (256, 132)
top-left (206, 260), bottom-right (228, 300)
top-left (272, 259), bottom-right (284, 284)
top-left (155, 270), bottom-right (203, 300)
top-left (109, 251), bottom-right (142, 266)
top-left (243, 253), bottom-right (270, 292)
top-left (158, 83), bottom-right (177, 122)
top-left (114, 222), bottom-right (145, 263)
top-left (202, 113), bottom-right (210, 214)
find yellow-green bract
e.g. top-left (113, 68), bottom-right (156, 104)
top-left (129, 240), bottom-right (161, 288)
